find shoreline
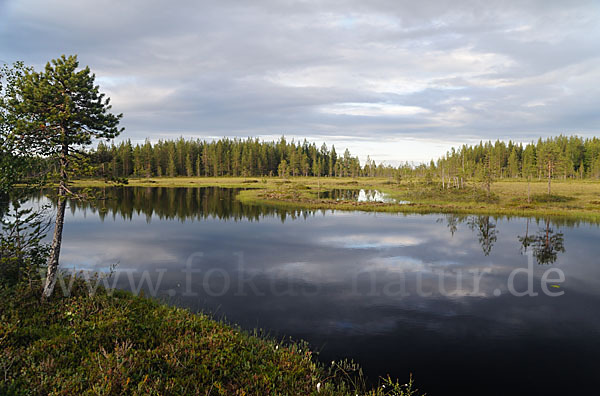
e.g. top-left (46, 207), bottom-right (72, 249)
top-left (68, 177), bottom-right (600, 223)
top-left (0, 283), bottom-right (417, 395)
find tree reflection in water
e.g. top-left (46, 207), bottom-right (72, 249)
top-left (531, 219), bottom-right (565, 265)
top-left (37, 187), bottom-right (568, 264)
top-left (439, 214), bottom-right (567, 263)
top-left (467, 216), bottom-right (498, 256)
top-left (35, 186), bottom-right (318, 223)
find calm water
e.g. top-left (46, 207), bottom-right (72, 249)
top-left (320, 188), bottom-right (401, 203)
top-left (36, 187), bottom-right (600, 395)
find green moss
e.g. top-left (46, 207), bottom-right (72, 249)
top-left (0, 282), bottom-right (421, 395)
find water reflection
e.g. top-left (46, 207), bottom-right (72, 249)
top-left (321, 189), bottom-right (402, 203)
top-left (438, 214), bottom-right (568, 263)
top-left (35, 187), bottom-right (571, 261)
top-left (468, 216), bottom-right (498, 256)
top-left (32, 187), bottom-right (600, 395)
top-left (35, 187), bottom-right (318, 223)
top-left (523, 219), bottom-right (566, 265)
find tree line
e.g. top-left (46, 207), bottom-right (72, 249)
top-left (88, 137), bottom-right (368, 178)
top-left (77, 135), bottom-right (600, 184)
top-left (431, 135), bottom-right (600, 182)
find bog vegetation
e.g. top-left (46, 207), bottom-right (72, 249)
top-left (1, 280), bottom-right (421, 395)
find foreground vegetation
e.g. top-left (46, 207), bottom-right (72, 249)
top-left (0, 282), bottom-right (419, 396)
top-left (72, 177), bottom-right (600, 222)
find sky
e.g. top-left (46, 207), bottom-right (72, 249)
top-left (1, 0), bottom-right (599, 164)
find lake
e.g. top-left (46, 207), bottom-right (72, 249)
top-left (34, 186), bottom-right (600, 395)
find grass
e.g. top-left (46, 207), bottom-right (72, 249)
top-left (0, 281), bottom-right (421, 396)
top-left (71, 177), bottom-right (271, 189)
top-left (71, 176), bottom-right (600, 222)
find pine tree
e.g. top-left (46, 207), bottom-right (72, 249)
top-left (4, 55), bottom-right (122, 299)
top-left (538, 141), bottom-right (561, 195)
top-left (482, 152), bottom-right (494, 195)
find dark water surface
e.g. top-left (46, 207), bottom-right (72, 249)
top-left (36, 187), bottom-right (600, 395)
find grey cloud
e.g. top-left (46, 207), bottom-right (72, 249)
top-left (1, 0), bottom-right (599, 161)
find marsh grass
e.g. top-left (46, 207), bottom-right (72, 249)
top-left (0, 280), bottom-right (421, 395)
top-left (529, 194), bottom-right (574, 203)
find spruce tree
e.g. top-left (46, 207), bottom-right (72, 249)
top-left (185, 153), bottom-right (193, 177)
top-left (167, 149), bottom-right (177, 177)
top-left (278, 159), bottom-right (288, 178)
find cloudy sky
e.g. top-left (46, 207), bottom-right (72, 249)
top-left (1, 0), bottom-right (599, 163)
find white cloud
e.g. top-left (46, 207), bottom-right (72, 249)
top-left (320, 234), bottom-right (423, 249)
top-left (320, 102), bottom-right (430, 117)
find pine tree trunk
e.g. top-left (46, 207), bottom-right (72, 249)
top-left (547, 161), bottom-right (552, 195)
top-left (42, 144), bottom-right (68, 300)
top-left (42, 182), bottom-right (67, 300)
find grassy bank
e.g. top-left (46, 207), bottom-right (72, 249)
top-left (0, 282), bottom-right (419, 395)
top-left (71, 177), bottom-right (600, 222)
